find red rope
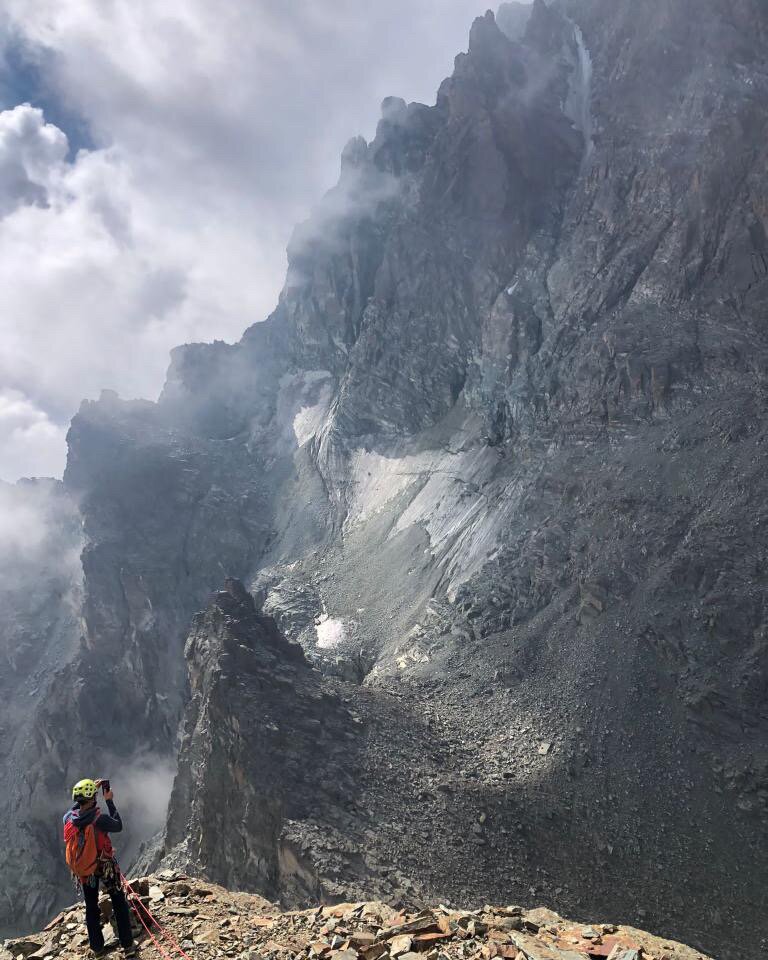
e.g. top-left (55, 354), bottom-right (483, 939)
top-left (124, 886), bottom-right (176, 960)
top-left (120, 871), bottom-right (196, 960)
top-left (121, 873), bottom-right (190, 960)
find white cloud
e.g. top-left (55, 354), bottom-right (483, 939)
top-left (0, 102), bottom-right (67, 215)
top-left (0, 388), bottom-right (67, 480)
top-left (0, 476), bottom-right (82, 619)
top-left (0, 106), bottom-right (280, 481)
top-left (0, 477), bottom-right (50, 553)
top-left (0, 0), bottom-right (486, 481)
top-left (0, 472), bottom-right (79, 567)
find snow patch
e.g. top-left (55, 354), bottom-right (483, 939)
top-left (346, 449), bottom-right (426, 526)
top-left (346, 435), bottom-right (524, 596)
top-left (315, 615), bottom-right (347, 649)
top-left (293, 380), bottom-right (333, 446)
top-left (273, 369), bottom-right (333, 450)
top-left (392, 444), bottom-right (515, 596)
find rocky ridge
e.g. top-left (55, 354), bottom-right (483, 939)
top-left (2, 873), bottom-right (713, 960)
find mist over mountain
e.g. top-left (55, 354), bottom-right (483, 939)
top-left (2, 2), bottom-right (768, 958)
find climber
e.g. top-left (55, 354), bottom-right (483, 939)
top-left (63, 778), bottom-right (137, 959)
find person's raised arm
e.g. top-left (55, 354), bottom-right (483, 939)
top-left (95, 788), bottom-right (123, 832)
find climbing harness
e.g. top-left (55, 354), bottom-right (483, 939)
top-left (100, 856), bottom-right (121, 891)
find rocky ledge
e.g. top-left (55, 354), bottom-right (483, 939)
top-left (2, 873), bottom-right (711, 960)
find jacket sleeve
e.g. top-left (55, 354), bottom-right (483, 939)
top-left (95, 800), bottom-right (123, 833)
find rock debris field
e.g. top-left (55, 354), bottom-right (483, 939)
top-left (2, 874), bottom-right (712, 960)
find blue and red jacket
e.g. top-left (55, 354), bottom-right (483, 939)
top-left (63, 799), bottom-right (123, 859)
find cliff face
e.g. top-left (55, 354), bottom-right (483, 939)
top-left (5, 1), bottom-right (768, 957)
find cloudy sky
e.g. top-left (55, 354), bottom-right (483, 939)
top-left (0, 0), bottom-right (492, 482)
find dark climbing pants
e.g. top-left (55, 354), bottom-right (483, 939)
top-left (83, 877), bottom-right (134, 951)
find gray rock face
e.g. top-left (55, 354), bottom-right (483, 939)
top-left (160, 578), bottom-right (335, 901)
top-left (5, 2), bottom-right (768, 957)
top-left (0, 480), bottom-right (82, 933)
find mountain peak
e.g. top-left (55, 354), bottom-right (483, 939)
top-left (468, 9), bottom-right (508, 56)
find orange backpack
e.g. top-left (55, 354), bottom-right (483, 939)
top-left (64, 820), bottom-right (100, 881)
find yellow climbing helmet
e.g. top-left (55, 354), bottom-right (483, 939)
top-left (72, 778), bottom-right (98, 801)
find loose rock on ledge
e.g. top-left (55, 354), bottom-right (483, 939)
top-left (2, 875), bottom-right (712, 960)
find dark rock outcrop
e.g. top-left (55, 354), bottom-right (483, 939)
top-left (160, 579), bottom-right (344, 902)
top-left (5, 2), bottom-right (768, 957)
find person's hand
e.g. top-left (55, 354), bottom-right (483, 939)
top-left (104, 789), bottom-right (114, 802)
